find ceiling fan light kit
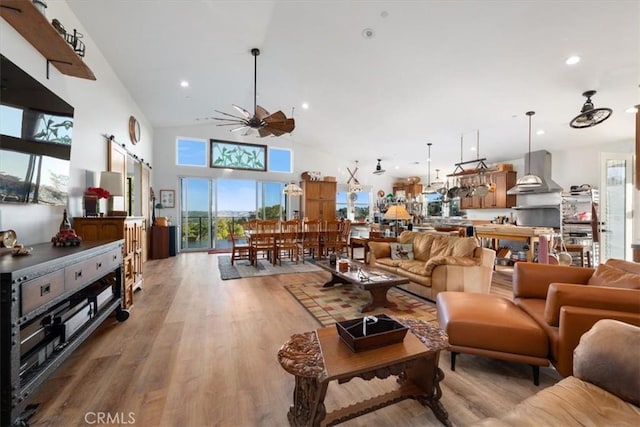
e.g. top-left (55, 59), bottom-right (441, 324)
top-left (515, 111), bottom-right (543, 188)
top-left (569, 90), bottom-right (612, 129)
top-left (213, 48), bottom-right (295, 137)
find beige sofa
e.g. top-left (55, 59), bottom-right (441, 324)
top-left (474, 319), bottom-right (640, 426)
top-left (367, 231), bottom-right (496, 300)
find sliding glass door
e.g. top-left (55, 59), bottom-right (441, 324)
top-left (180, 178), bottom-right (212, 251)
top-left (179, 177), bottom-right (285, 251)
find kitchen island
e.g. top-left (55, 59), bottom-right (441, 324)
top-left (474, 224), bottom-right (554, 262)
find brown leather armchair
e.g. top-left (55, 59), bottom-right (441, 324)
top-left (513, 261), bottom-right (640, 377)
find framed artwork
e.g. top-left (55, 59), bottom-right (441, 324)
top-left (210, 139), bottom-right (267, 171)
top-left (159, 189), bottom-right (175, 208)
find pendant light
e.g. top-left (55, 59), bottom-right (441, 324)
top-left (432, 169), bottom-right (444, 190)
top-left (423, 143), bottom-right (436, 194)
top-left (515, 111), bottom-right (542, 188)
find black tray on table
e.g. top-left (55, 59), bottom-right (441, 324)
top-left (336, 314), bottom-right (408, 352)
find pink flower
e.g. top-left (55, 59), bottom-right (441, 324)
top-left (87, 187), bottom-right (110, 199)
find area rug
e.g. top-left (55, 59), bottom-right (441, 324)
top-left (285, 282), bottom-right (438, 327)
top-left (218, 255), bottom-right (322, 280)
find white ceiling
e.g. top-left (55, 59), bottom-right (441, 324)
top-left (67, 0), bottom-right (639, 178)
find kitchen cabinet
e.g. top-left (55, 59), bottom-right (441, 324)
top-left (392, 182), bottom-right (423, 200)
top-left (0, 0), bottom-right (95, 80)
top-left (72, 217), bottom-right (145, 309)
top-left (301, 181), bottom-right (337, 222)
top-left (459, 171), bottom-right (517, 209)
top-left (0, 240), bottom-right (125, 426)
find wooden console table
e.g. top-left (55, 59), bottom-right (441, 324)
top-left (0, 240), bottom-right (127, 426)
top-left (277, 318), bottom-right (450, 426)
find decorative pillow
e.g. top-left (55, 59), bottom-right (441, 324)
top-left (587, 263), bottom-right (640, 289)
top-left (368, 241), bottom-right (391, 260)
top-left (574, 319), bottom-right (640, 407)
top-left (389, 243), bottom-right (414, 260)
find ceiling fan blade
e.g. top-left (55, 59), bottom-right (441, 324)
top-left (230, 125), bottom-right (247, 132)
top-left (232, 104), bottom-right (252, 118)
top-left (263, 126), bottom-right (286, 137)
top-left (255, 105), bottom-right (270, 120)
top-left (211, 117), bottom-right (248, 124)
top-left (214, 110), bottom-right (248, 121)
top-left (258, 127), bottom-right (273, 137)
top-left (263, 118), bottom-right (295, 134)
top-left (264, 110), bottom-right (287, 123)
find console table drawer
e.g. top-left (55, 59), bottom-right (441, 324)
top-left (21, 270), bottom-right (65, 315)
top-left (64, 247), bottom-right (121, 292)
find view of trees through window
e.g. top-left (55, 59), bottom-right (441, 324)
top-left (180, 177), bottom-right (284, 250)
top-left (336, 190), bottom-right (371, 220)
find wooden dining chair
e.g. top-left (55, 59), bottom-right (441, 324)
top-left (251, 219), bottom-right (278, 266)
top-left (228, 223), bottom-right (251, 266)
top-left (322, 219), bottom-right (344, 258)
top-left (340, 219), bottom-right (352, 253)
top-left (275, 219), bottom-right (300, 265)
top-left (297, 219), bottom-right (321, 262)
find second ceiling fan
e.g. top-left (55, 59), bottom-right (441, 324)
top-left (214, 48), bottom-right (295, 137)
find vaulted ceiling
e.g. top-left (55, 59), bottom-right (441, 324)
top-left (67, 0), bottom-right (639, 177)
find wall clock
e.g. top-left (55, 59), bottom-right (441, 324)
top-left (128, 115), bottom-right (140, 144)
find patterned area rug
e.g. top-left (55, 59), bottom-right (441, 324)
top-left (218, 255), bottom-right (322, 280)
top-left (285, 282), bottom-right (438, 327)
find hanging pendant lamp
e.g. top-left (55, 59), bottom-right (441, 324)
top-left (423, 143), bottom-right (437, 194)
top-left (515, 111), bottom-right (542, 188)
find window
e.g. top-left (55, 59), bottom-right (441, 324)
top-left (268, 147), bottom-right (292, 173)
top-left (336, 190), bottom-right (371, 220)
top-left (176, 137), bottom-right (207, 166)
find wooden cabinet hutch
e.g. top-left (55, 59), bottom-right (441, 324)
top-left (300, 181), bottom-right (337, 221)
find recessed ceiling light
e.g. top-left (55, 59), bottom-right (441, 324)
top-left (381, 11), bottom-right (389, 18)
top-left (565, 56), bottom-right (581, 65)
top-left (301, 102), bottom-right (309, 109)
top-left (536, 130), bottom-right (545, 135)
top-left (625, 106), bottom-right (638, 113)
top-left (362, 28), bottom-right (375, 39)
top-left (180, 80), bottom-right (189, 88)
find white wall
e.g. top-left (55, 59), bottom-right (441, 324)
top-left (0, 2), bottom-right (153, 245)
top-left (152, 123), bottom-right (397, 223)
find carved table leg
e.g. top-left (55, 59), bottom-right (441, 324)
top-left (287, 376), bottom-right (328, 427)
top-left (417, 367), bottom-right (451, 427)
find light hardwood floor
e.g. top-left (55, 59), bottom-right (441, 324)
top-left (27, 253), bottom-right (561, 427)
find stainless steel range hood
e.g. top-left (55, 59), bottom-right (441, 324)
top-left (507, 150), bottom-right (563, 194)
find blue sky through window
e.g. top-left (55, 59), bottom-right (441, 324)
top-left (177, 138), bottom-right (207, 166)
top-left (268, 147), bottom-right (292, 172)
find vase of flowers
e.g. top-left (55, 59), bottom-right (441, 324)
top-left (86, 187), bottom-right (110, 217)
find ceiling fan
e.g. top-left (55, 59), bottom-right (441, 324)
top-left (213, 48), bottom-right (295, 137)
top-left (373, 159), bottom-right (386, 175)
top-left (569, 90), bottom-right (612, 129)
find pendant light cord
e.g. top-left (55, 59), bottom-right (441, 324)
top-left (526, 111), bottom-right (535, 174)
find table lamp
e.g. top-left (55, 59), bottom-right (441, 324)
top-left (383, 205), bottom-right (412, 237)
top-left (99, 171), bottom-right (124, 216)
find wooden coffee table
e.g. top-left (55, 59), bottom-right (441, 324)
top-left (277, 318), bottom-right (451, 426)
top-left (314, 259), bottom-right (409, 313)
